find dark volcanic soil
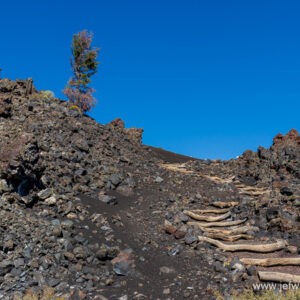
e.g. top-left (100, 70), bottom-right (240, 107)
top-left (0, 79), bottom-right (300, 300)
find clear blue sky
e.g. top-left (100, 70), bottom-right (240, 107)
top-left (1, 0), bottom-right (300, 159)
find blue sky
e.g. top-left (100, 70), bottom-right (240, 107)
top-left (1, 0), bottom-right (300, 159)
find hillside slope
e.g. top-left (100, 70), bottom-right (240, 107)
top-left (0, 79), bottom-right (300, 299)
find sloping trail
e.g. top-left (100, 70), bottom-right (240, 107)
top-left (159, 163), bottom-right (195, 175)
top-left (160, 162), bottom-right (270, 198)
top-left (184, 200), bottom-right (300, 283)
top-left (161, 161), bottom-right (300, 283)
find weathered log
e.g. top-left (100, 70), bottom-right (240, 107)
top-left (199, 226), bottom-right (259, 235)
top-left (183, 210), bottom-right (231, 222)
top-left (258, 271), bottom-right (300, 283)
top-left (204, 232), bottom-right (253, 242)
top-left (212, 201), bottom-right (239, 208)
top-left (241, 257), bottom-right (300, 267)
top-left (188, 218), bottom-right (247, 228)
top-left (198, 236), bottom-right (287, 252)
top-left (190, 208), bottom-right (231, 214)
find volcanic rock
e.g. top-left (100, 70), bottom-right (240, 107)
top-left (1, 78), bottom-right (300, 299)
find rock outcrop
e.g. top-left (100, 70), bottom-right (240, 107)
top-left (0, 79), bottom-right (147, 199)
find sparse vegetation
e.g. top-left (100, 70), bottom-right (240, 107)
top-left (63, 30), bottom-right (99, 113)
top-left (214, 288), bottom-right (300, 300)
top-left (30, 90), bottom-right (55, 101)
top-left (40, 90), bottom-right (55, 99)
top-left (69, 104), bottom-right (82, 114)
top-left (234, 289), bottom-right (300, 300)
top-left (16, 286), bottom-right (67, 300)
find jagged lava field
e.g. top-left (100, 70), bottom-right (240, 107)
top-left (0, 79), bottom-right (300, 299)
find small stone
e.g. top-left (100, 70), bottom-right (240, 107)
top-left (214, 255), bottom-right (227, 262)
top-left (185, 233), bottom-right (198, 245)
top-left (11, 268), bottom-right (22, 277)
top-left (159, 266), bottom-right (175, 274)
top-left (33, 272), bottom-right (45, 286)
top-left (246, 265), bottom-right (257, 276)
top-left (44, 195), bottom-right (57, 205)
top-left (174, 230), bottom-right (186, 239)
top-left (64, 252), bottom-right (76, 262)
top-left (280, 187), bottom-right (293, 196)
top-left (48, 277), bottom-right (60, 287)
top-left (52, 225), bottom-right (62, 237)
top-left (231, 269), bottom-right (244, 283)
top-left (230, 257), bottom-right (243, 270)
top-left (116, 185), bottom-right (134, 197)
top-left (232, 262), bottom-right (245, 272)
top-left (155, 176), bottom-right (163, 183)
top-left (70, 288), bottom-right (87, 300)
top-left (104, 278), bottom-right (113, 286)
top-left (14, 258), bottom-right (25, 268)
top-left (163, 288), bottom-right (170, 295)
top-left (61, 219), bottom-right (74, 229)
top-left (73, 246), bottom-right (86, 259)
top-left (0, 179), bottom-right (9, 193)
top-left (22, 246), bottom-right (32, 259)
top-left (213, 261), bottom-right (227, 273)
top-left (96, 244), bottom-right (120, 261)
top-left (96, 244), bottom-right (109, 260)
top-left (37, 188), bottom-right (53, 200)
top-left (293, 199), bottom-right (300, 207)
top-left (268, 217), bottom-right (281, 228)
top-left (183, 290), bottom-right (191, 298)
top-left (287, 245), bottom-right (298, 254)
top-left (67, 212), bottom-right (78, 219)
top-left (168, 197), bottom-right (176, 203)
top-left (113, 261), bottom-right (131, 276)
top-left (111, 249), bottom-right (135, 276)
top-left (0, 260), bottom-right (13, 276)
top-left (29, 258), bottom-right (39, 268)
top-left (164, 220), bottom-right (177, 235)
top-left (266, 207), bottom-right (280, 222)
top-left (2, 193), bottom-right (17, 203)
top-left (109, 174), bottom-right (122, 186)
top-left (98, 192), bottom-right (117, 205)
top-left (4, 239), bottom-right (15, 251)
top-left (168, 244), bottom-right (182, 256)
top-left (93, 295), bottom-right (108, 300)
top-left (74, 234), bottom-right (86, 244)
top-left (174, 212), bottom-right (189, 223)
